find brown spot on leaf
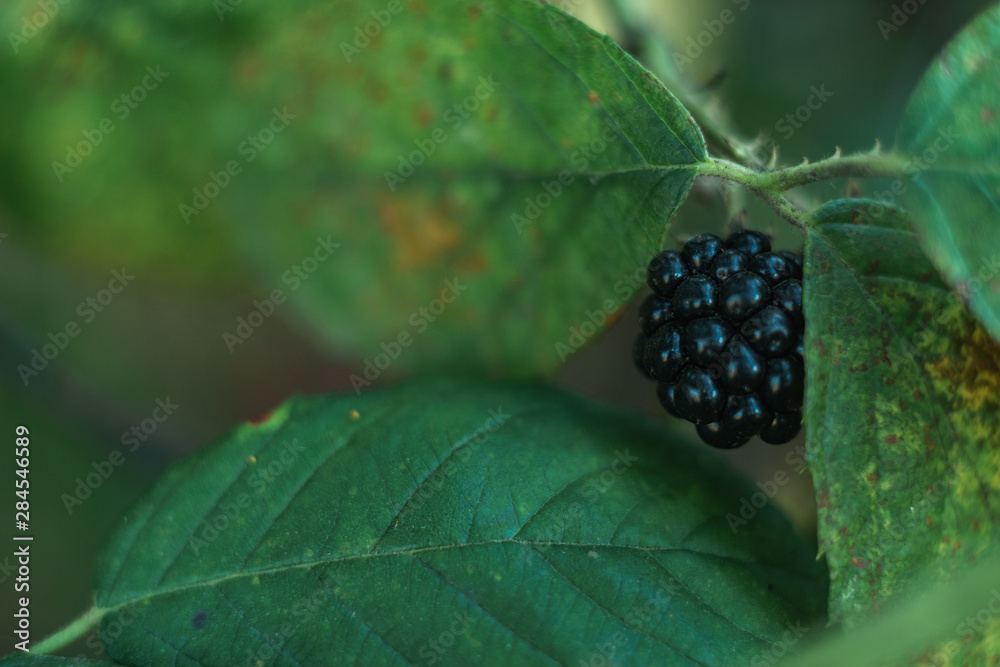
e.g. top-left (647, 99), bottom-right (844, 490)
top-left (468, 5), bottom-right (482, 20)
top-left (914, 389), bottom-right (924, 400)
top-left (438, 63), bottom-right (454, 82)
top-left (458, 253), bottom-right (488, 273)
top-left (973, 520), bottom-right (980, 531)
top-left (587, 91), bottom-right (600, 104)
top-left (364, 77), bottom-right (391, 105)
top-left (462, 37), bottom-right (477, 50)
top-left (926, 516), bottom-right (933, 527)
top-left (410, 46), bottom-right (428, 65)
top-left (851, 556), bottom-right (868, 568)
top-left (249, 411), bottom-right (273, 426)
top-left (380, 195), bottom-right (462, 270)
top-left (414, 104), bottom-right (435, 127)
top-left (982, 108), bottom-right (995, 124)
top-left (885, 434), bottom-right (897, 444)
top-left (838, 526), bottom-right (849, 537)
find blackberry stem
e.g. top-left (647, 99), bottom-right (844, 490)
top-left (695, 151), bottom-right (908, 230)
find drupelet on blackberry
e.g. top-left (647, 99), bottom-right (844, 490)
top-left (636, 230), bottom-right (805, 449)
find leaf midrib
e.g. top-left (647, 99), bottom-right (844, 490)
top-left (100, 538), bottom-right (766, 611)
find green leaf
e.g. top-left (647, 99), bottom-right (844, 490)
top-left (785, 553), bottom-right (1000, 667)
top-left (92, 379), bottom-right (824, 665)
top-left (804, 199), bottom-right (1000, 662)
top-left (0, 0), bottom-right (705, 374)
top-left (896, 3), bottom-right (1000, 344)
top-left (0, 658), bottom-right (109, 666)
top-left (226, 0), bottom-right (707, 375)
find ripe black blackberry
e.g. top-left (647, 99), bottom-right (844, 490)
top-left (636, 230), bottom-right (805, 449)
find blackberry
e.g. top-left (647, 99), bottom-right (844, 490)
top-left (636, 230), bottom-right (806, 448)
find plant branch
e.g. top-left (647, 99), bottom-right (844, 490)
top-left (694, 150), bottom-right (908, 229)
top-left (31, 606), bottom-right (106, 654)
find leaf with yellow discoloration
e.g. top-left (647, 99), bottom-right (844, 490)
top-left (804, 198), bottom-right (1000, 665)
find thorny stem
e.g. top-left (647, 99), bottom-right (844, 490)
top-left (695, 151), bottom-right (909, 230)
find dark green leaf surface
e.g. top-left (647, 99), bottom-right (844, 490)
top-left (0, 0), bottom-right (705, 374)
top-left (804, 199), bottom-right (1000, 662)
top-left (897, 3), bottom-right (1000, 344)
top-left (0, 657), bottom-right (108, 666)
top-left (93, 379), bottom-right (824, 666)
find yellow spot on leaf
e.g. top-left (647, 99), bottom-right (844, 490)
top-left (927, 324), bottom-right (1000, 411)
top-left (380, 195), bottom-right (461, 270)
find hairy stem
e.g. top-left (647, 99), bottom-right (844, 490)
top-left (32, 606), bottom-right (106, 654)
top-left (694, 151), bottom-right (909, 229)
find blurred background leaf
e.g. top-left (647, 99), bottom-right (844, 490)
top-left (897, 3), bottom-right (1000, 346)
